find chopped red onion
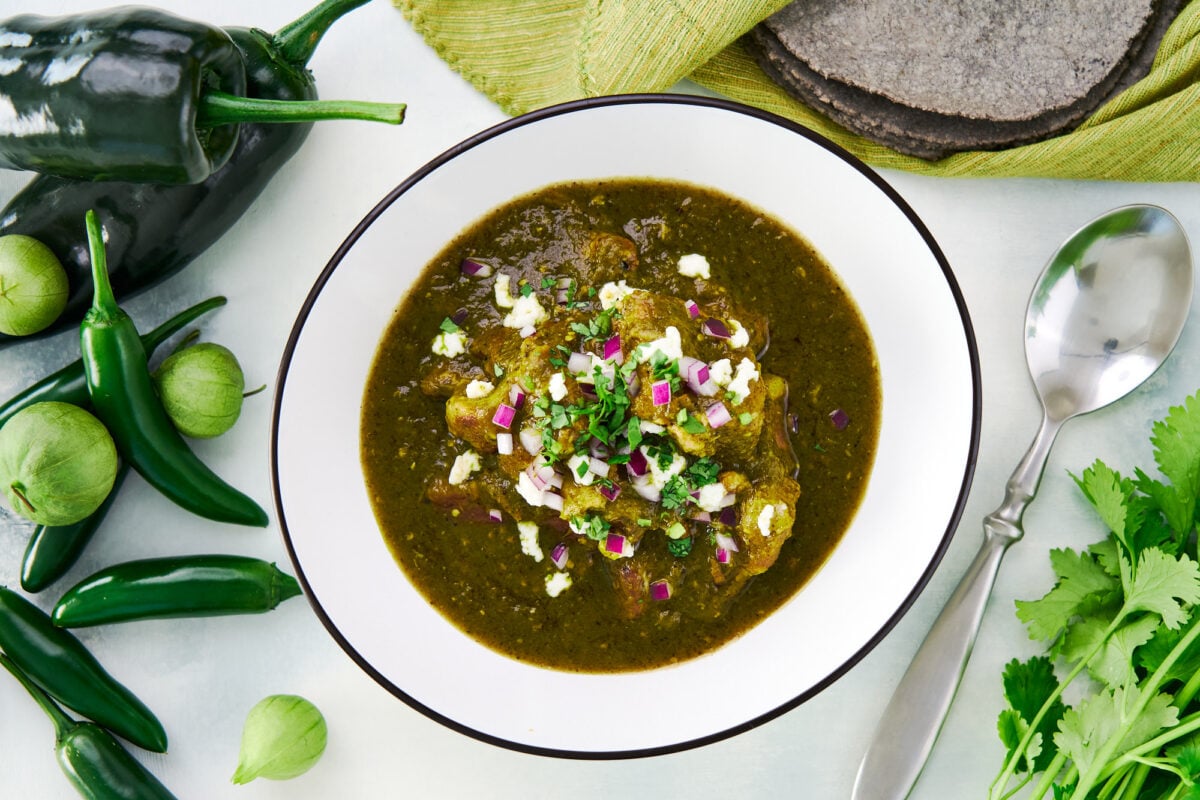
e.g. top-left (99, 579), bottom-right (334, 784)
top-left (590, 440), bottom-right (611, 459)
top-left (542, 490), bottom-right (564, 511)
top-left (718, 507), bottom-right (739, 527)
top-left (719, 492), bottom-right (737, 508)
top-left (605, 533), bottom-right (627, 555)
top-left (627, 448), bottom-right (648, 477)
top-left (460, 258), bottom-right (492, 278)
top-left (519, 325), bottom-right (536, 339)
top-left (715, 532), bottom-right (740, 553)
top-left (684, 299), bottom-right (700, 319)
top-left (450, 308), bottom-right (469, 326)
top-left (496, 432), bottom-right (513, 455)
top-left (651, 380), bottom-right (672, 407)
top-left (701, 318), bottom-right (731, 339)
top-left (550, 542), bottom-right (569, 570)
top-left (602, 335), bottom-right (623, 363)
top-left (690, 511), bottom-right (711, 523)
top-left (705, 402), bottom-right (732, 429)
top-left (649, 580), bottom-right (671, 601)
top-left (715, 547), bottom-right (732, 565)
top-left (487, 508), bottom-right (503, 523)
top-left (567, 351), bottom-right (592, 375)
top-left (519, 427), bottom-right (542, 455)
top-left (696, 379), bottom-right (719, 397)
top-left (788, 413), bottom-right (800, 434)
top-left (492, 403), bottom-right (516, 429)
top-left (639, 420), bottom-right (665, 435)
top-left (830, 408), bottom-right (850, 430)
top-left (525, 463), bottom-right (549, 492)
top-left (683, 359), bottom-right (710, 394)
top-left (508, 384), bottom-right (526, 408)
top-left (589, 458), bottom-right (610, 478)
top-left (580, 382), bottom-right (598, 399)
top-left (600, 483), bottom-right (622, 502)
top-left (627, 372), bottom-right (641, 397)
top-left (546, 471), bottom-right (564, 490)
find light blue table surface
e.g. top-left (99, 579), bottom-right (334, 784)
top-left (3, 2), bottom-right (1200, 797)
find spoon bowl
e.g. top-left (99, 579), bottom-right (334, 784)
top-left (853, 204), bottom-right (1193, 800)
top-left (1027, 205), bottom-right (1193, 422)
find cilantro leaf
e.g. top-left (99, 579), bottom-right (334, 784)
top-left (439, 316), bottom-right (462, 334)
top-left (999, 656), bottom-right (1066, 773)
top-left (1151, 393), bottom-right (1200, 521)
top-left (667, 536), bottom-right (693, 558)
top-left (1015, 548), bottom-right (1120, 643)
top-left (1073, 460), bottom-right (1138, 555)
top-left (1054, 685), bottom-right (1179, 778)
top-left (1121, 548), bottom-right (1200, 630)
top-left (1083, 615), bottom-right (1159, 689)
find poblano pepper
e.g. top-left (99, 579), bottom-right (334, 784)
top-left (0, 5), bottom-right (403, 183)
top-left (0, 0), bottom-right (393, 348)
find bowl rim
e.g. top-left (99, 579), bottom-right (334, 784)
top-left (269, 92), bottom-right (983, 759)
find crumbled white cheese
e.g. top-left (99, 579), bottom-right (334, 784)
top-left (465, 379), bottom-right (494, 399)
top-left (644, 447), bottom-right (688, 490)
top-left (636, 325), bottom-right (683, 364)
top-left (708, 358), bottom-right (733, 386)
top-left (447, 450), bottom-right (481, 485)
top-left (598, 280), bottom-right (639, 310)
top-left (493, 274), bottom-right (515, 308)
top-left (502, 293), bottom-right (548, 330)
top-left (572, 353), bottom-right (612, 384)
top-left (567, 453), bottom-right (595, 486)
top-left (431, 330), bottom-right (467, 358)
top-left (639, 419), bottom-right (666, 435)
top-left (696, 482), bottom-right (730, 513)
top-left (516, 472), bottom-right (545, 507)
top-left (547, 372), bottom-right (568, 401)
top-left (757, 503), bottom-right (776, 537)
top-left (677, 253), bottom-right (711, 279)
top-left (727, 357), bottom-right (760, 405)
top-left (728, 319), bottom-right (750, 348)
top-left (545, 571), bottom-right (573, 597)
top-left (517, 521), bottom-right (544, 562)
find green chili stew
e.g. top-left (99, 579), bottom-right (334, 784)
top-left (361, 179), bottom-right (881, 672)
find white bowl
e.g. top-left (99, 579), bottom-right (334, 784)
top-left (271, 95), bottom-right (980, 757)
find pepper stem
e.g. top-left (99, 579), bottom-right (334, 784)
top-left (274, 0), bottom-right (370, 67)
top-left (0, 653), bottom-right (75, 741)
top-left (197, 91), bottom-right (405, 128)
top-left (84, 210), bottom-right (118, 319)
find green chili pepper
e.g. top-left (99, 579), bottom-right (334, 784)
top-left (0, 653), bottom-right (176, 800)
top-left (0, 0), bottom-right (378, 348)
top-left (0, 295), bottom-right (226, 592)
top-left (52, 555), bottom-right (302, 627)
top-left (0, 6), bottom-right (403, 184)
top-left (0, 586), bottom-right (167, 753)
top-left (21, 465), bottom-right (128, 594)
top-left (80, 212), bottom-right (267, 527)
top-left (0, 296), bottom-right (227, 428)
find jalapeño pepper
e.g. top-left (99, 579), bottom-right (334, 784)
top-left (0, 653), bottom-right (176, 799)
top-left (0, 0), bottom-right (393, 347)
top-left (81, 211), bottom-right (268, 527)
top-left (0, 586), bottom-right (167, 753)
top-left (52, 554), bottom-right (302, 627)
top-left (0, 5), bottom-right (403, 183)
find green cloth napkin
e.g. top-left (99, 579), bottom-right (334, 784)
top-left (397, 0), bottom-right (1200, 182)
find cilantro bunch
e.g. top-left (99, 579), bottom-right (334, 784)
top-left (993, 392), bottom-right (1200, 800)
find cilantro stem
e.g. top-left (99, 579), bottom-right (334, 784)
top-left (991, 614), bottom-right (1127, 798)
top-left (1075, 608), bottom-right (1200, 797)
top-left (1025, 751), bottom-right (1068, 800)
top-left (1098, 707), bottom-right (1200, 785)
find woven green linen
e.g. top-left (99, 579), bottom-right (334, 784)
top-left (397, 0), bottom-right (1200, 182)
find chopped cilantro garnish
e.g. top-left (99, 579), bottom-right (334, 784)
top-left (540, 277), bottom-right (555, 289)
top-left (569, 322), bottom-right (593, 337)
top-left (677, 409), bottom-right (706, 435)
top-left (574, 459), bottom-right (589, 478)
top-left (661, 476), bottom-right (691, 510)
top-left (738, 412), bottom-right (753, 425)
top-left (519, 282), bottom-right (534, 298)
top-left (626, 416), bottom-right (643, 450)
top-left (667, 537), bottom-right (693, 558)
top-left (438, 317), bottom-right (461, 334)
top-left (686, 457), bottom-right (720, 487)
top-left (572, 514), bottom-right (611, 541)
top-left (493, 364), bottom-right (505, 378)
top-left (637, 518), bottom-right (653, 527)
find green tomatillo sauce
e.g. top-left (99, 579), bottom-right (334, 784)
top-left (361, 179), bottom-right (880, 672)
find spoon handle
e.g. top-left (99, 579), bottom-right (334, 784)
top-left (851, 414), bottom-right (1061, 800)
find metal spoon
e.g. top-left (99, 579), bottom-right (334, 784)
top-left (851, 204), bottom-right (1193, 800)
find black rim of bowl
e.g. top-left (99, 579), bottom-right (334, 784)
top-left (269, 92), bottom-right (983, 760)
